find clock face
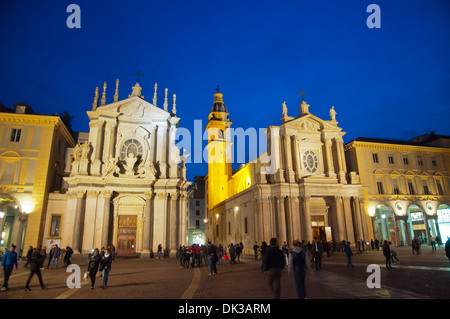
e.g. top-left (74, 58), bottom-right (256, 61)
top-left (303, 150), bottom-right (318, 173)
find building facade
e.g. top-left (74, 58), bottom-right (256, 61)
top-left (345, 135), bottom-right (450, 245)
top-left (205, 90), bottom-right (371, 252)
top-left (0, 103), bottom-right (75, 255)
top-left (45, 81), bottom-right (191, 257)
top-left (186, 176), bottom-right (206, 245)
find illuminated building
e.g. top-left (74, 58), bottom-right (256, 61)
top-left (44, 81), bottom-right (191, 257)
top-left (205, 90), bottom-right (370, 251)
top-left (187, 176), bottom-right (206, 245)
top-left (345, 134), bottom-right (450, 245)
top-left (0, 103), bottom-right (75, 255)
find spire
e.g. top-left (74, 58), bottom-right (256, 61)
top-left (114, 79), bottom-right (119, 102)
top-left (153, 82), bottom-right (158, 106)
top-left (164, 88), bottom-right (168, 112)
top-left (92, 87), bottom-right (99, 110)
top-left (101, 82), bottom-right (107, 106)
top-left (172, 94), bottom-right (177, 115)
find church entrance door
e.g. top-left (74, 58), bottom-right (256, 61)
top-left (117, 215), bottom-right (137, 257)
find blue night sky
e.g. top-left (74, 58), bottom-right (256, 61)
top-left (1, 0), bottom-right (449, 181)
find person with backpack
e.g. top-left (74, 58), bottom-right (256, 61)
top-left (288, 240), bottom-right (311, 299)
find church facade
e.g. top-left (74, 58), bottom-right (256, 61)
top-left (205, 91), bottom-right (372, 251)
top-left (45, 81), bottom-right (191, 257)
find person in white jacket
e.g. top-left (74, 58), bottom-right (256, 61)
top-left (288, 240), bottom-right (311, 299)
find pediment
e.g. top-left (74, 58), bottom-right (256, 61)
top-left (283, 113), bottom-right (342, 133)
top-left (89, 96), bottom-right (171, 121)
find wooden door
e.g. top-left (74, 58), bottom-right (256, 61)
top-left (117, 215), bottom-right (137, 256)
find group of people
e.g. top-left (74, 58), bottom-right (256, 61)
top-left (177, 242), bottom-right (245, 270)
top-left (86, 246), bottom-right (114, 289)
top-left (1, 243), bottom-right (75, 291)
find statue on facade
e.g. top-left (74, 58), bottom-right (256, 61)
top-left (124, 153), bottom-right (137, 175)
top-left (330, 106), bottom-right (337, 122)
top-left (103, 157), bottom-right (120, 177)
top-left (80, 142), bottom-right (90, 160)
top-left (73, 143), bottom-right (82, 161)
top-left (138, 161), bottom-right (157, 179)
top-left (282, 101), bottom-right (287, 117)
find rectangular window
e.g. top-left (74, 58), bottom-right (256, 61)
top-left (10, 128), bottom-right (22, 142)
top-left (372, 153), bottom-right (379, 164)
top-left (408, 182), bottom-right (415, 195)
top-left (377, 182), bottom-right (384, 194)
top-left (244, 218), bottom-right (248, 234)
top-left (394, 188), bottom-right (400, 195)
top-left (393, 179), bottom-right (400, 195)
top-left (216, 224), bottom-right (219, 237)
top-left (195, 220), bottom-right (200, 229)
top-left (50, 215), bottom-right (61, 237)
top-left (228, 222), bottom-right (231, 235)
top-left (403, 156), bottom-right (409, 165)
top-left (196, 201), bottom-right (200, 206)
top-left (388, 155), bottom-right (394, 164)
top-left (431, 158), bottom-right (437, 166)
top-left (423, 185), bottom-right (430, 195)
top-left (417, 155), bottom-right (423, 166)
top-left (196, 210), bottom-right (200, 216)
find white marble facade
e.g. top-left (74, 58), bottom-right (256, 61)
top-left (62, 81), bottom-right (190, 257)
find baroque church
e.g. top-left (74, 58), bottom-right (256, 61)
top-left (46, 81), bottom-right (191, 257)
top-left (205, 90), bottom-right (371, 250)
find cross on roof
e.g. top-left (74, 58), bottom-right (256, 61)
top-left (133, 69), bottom-right (144, 83)
top-left (297, 88), bottom-right (307, 100)
top-left (216, 85), bottom-right (220, 93)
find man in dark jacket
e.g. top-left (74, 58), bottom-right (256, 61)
top-left (25, 248), bottom-right (46, 291)
top-left (264, 238), bottom-right (286, 299)
top-left (206, 242), bottom-right (218, 275)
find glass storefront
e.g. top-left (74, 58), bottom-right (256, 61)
top-left (437, 204), bottom-right (450, 242)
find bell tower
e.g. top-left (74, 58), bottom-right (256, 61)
top-left (206, 87), bottom-right (233, 209)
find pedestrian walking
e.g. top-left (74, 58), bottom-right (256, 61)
top-left (389, 242), bottom-right (399, 264)
top-left (375, 238), bottom-right (380, 251)
top-left (87, 248), bottom-right (101, 289)
top-left (157, 244), bottom-right (162, 259)
top-left (46, 245), bottom-right (54, 269)
top-left (25, 248), bottom-right (46, 291)
top-left (100, 248), bottom-right (112, 288)
top-left (217, 244), bottom-right (223, 266)
top-left (430, 236), bottom-right (436, 250)
top-left (1, 244), bottom-right (18, 291)
top-left (236, 242), bottom-right (242, 263)
top-left (24, 246), bottom-right (33, 268)
top-left (265, 238), bottom-right (286, 299)
top-left (260, 241), bottom-right (268, 272)
top-left (383, 240), bottom-right (392, 269)
top-left (312, 238), bottom-right (323, 270)
top-left (51, 244), bottom-right (61, 269)
top-left (253, 242), bottom-right (259, 260)
top-left (229, 243), bottom-right (236, 264)
top-left (344, 241), bottom-right (354, 269)
top-left (288, 240), bottom-right (311, 299)
top-left (206, 241), bottom-right (218, 275)
top-left (64, 246), bottom-right (74, 267)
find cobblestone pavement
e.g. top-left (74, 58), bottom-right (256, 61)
top-left (0, 246), bottom-right (448, 302)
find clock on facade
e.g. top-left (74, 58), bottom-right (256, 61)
top-left (303, 150), bottom-right (318, 173)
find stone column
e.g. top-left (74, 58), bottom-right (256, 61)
top-left (324, 138), bottom-right (335, 177)
top-left (292, 136), bottom-right (301, 181)
top-left (90, 120), bottom-right (105, 176)
top-left (72, 190), bottom-right (85, 253)
top-left (284, 135), bottom-right (295, 182)
top-left (290, 196), bottom-right (301, 241)
top-left (179, 194), bottom-right (187, 246)
top-left (101, 190), bottom-right (112, 248)
top-left (277, 196), bottom-right (287, 244)
top-left (141, 192), bottom-right (153, 256)
top-left (153, 193), bottom-right (167, 251)
top-left (352, 197), bottom-right (364, 243)
top-left (169, 193), bottom-right (179, 252)
top-left (102, 120), bottom-right (117, 163)
top-left (300, 196), bottom-right (312, 242)
top-left (82, 190), bottom-right (99, 254)
top-left (334, 196), bottom-right (346, 241)
top-left (343, 196), bottom-right (355, 243)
